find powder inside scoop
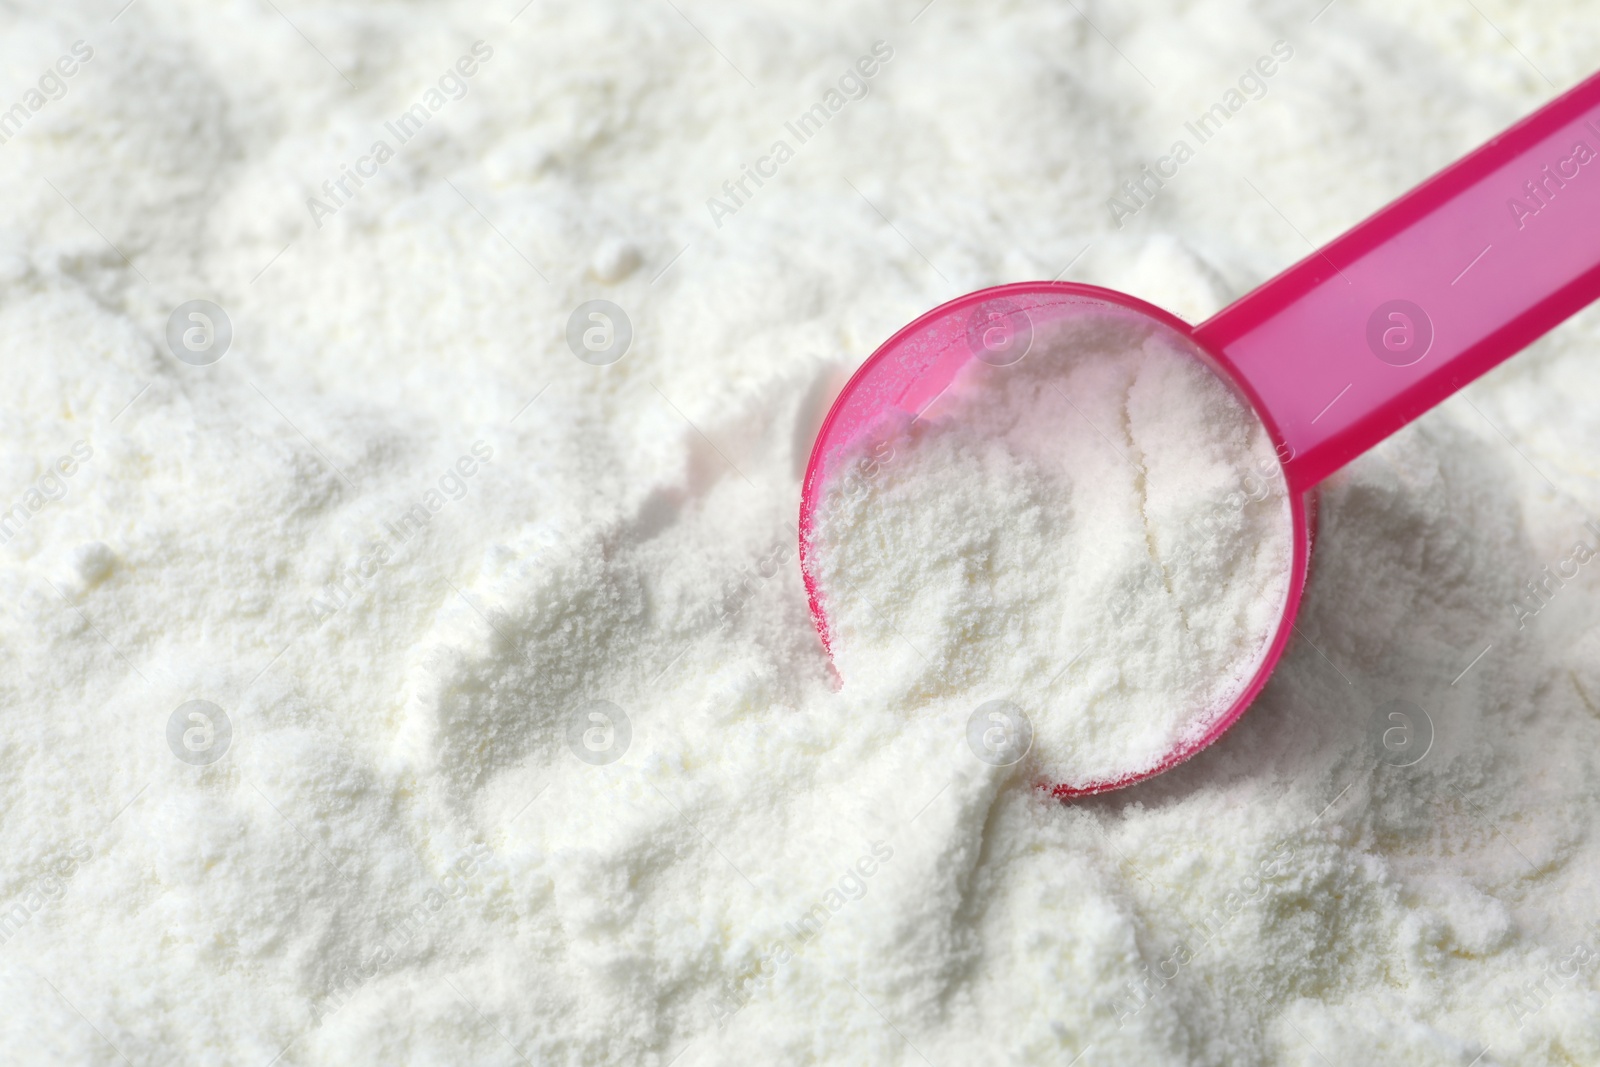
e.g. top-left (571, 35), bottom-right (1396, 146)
top-left (807, 314), bottom-right (1295, 786)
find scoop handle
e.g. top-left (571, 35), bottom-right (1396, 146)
top-left (1195, 70), bottom-right (1600, 493)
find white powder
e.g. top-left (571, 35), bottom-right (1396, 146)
top-left (809, 315), bottom-right (1292, 787)
top-left (2, 3), bottom-right (1599, 1066)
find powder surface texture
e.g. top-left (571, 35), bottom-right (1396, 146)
top-left (809, 316), bottom-right (1292, 786)
top-left (1, 2), bottom-right (1598, 1066)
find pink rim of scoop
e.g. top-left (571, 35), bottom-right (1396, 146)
top-left (799, 69), bottom-right (1600, 797)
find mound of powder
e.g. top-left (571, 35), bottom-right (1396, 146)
top-left (5, 3), bottom-right (1600, 1064)
top-left (808, 314), bottom-right (1294, 786)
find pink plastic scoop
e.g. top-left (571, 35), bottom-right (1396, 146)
top-left (800, 70), bottom-right (1600, 797)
